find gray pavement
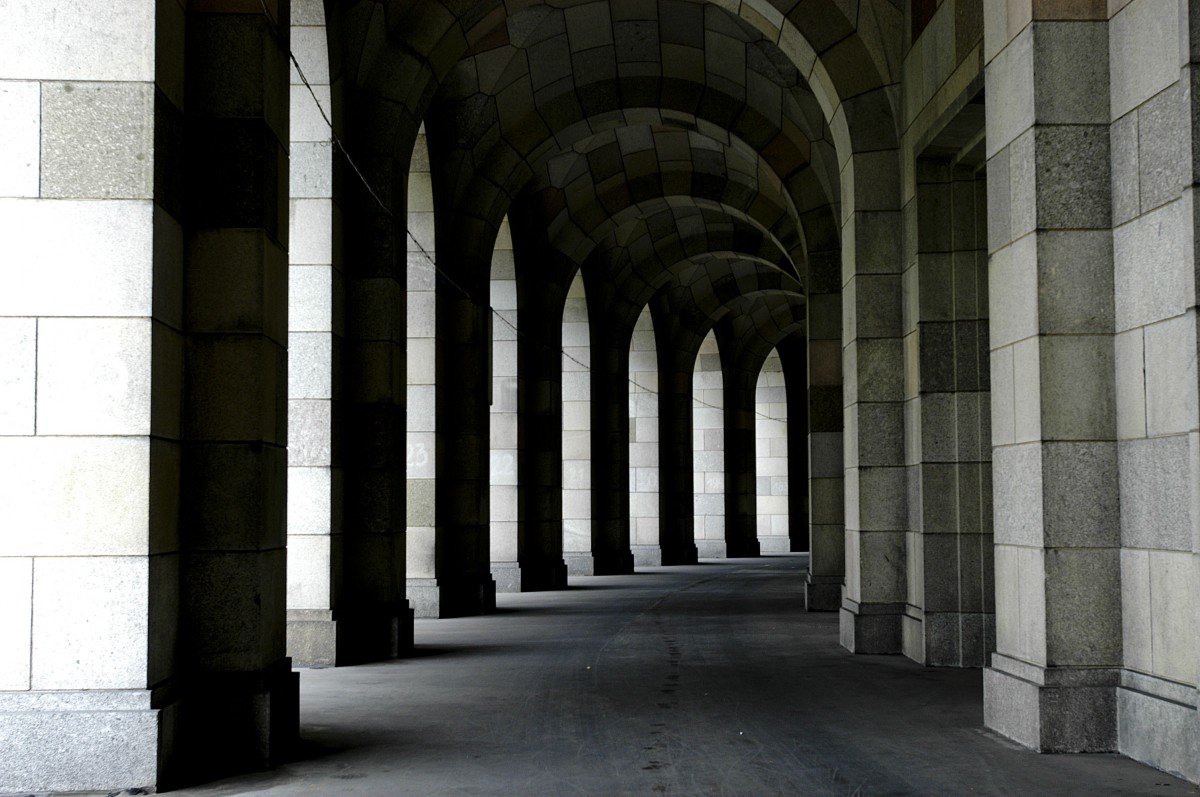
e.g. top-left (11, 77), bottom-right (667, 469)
top-left (171, 555), bottom-right (1195, 796)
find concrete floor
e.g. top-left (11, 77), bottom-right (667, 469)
top-left (171, 555), bottom-right (1193, 796)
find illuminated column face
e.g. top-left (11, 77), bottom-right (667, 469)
top-left (692, 332), bottom-right (725, 558)
top-left (561, 273), bottom-right (592, 575)
top-left (629, 306), bottom-right (661, 566)
top-left (755, 350), bottom-right (789, 553)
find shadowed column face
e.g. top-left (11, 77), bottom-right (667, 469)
top-left (177, 2), bottom-right (298, 780)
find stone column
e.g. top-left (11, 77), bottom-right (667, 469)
top-left (840, 151), bottom-right (907, 652)
top-left (902, 158), bottom-right (993, 667)
top-left (982, 6), bottom-right (1119, 751)
top-left (178, 2), bottom-right (298, 776)
top-left (512, 254), bottom-right (569, 591)
top-left (802, 227), bottom-right (845, 609)
top-left (0, 1), bottom-right (195, 789)
top-left (287, 5), bottom-right (411, 665)
top-left (587, 313), bottom-right (636, 575)
top-left (777, 337), bottom-right (810, 554)
top-left (652, 303), bottom-right (699, 566)
top-left (424, 263), bottom-right (498, 616)
top-left (716, 325), bottom-right (761, 558)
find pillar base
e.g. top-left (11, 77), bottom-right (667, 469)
top-left (563, 553), bottom-right (594, 576)
top-left (839, 598), bottom-right (903, 653)
top-left (521, 559), bottom-right (569, 591)
top-left (0, 689), bottom-right (169, 793)
top-left (407, 576), bottom-right (497, 618)
top-left (661, 543), bottom-right (698, 565)
top-left (984, 654), bottom-right (1118, 752)
top-left (493, 562), bottom-right (523, 593)
top-left (631, 544), bottom-right (662, 567)
top-left (1117, 670), bottom-right (1200, 783)
top-left (286, 605), bottom-right (414, 666)
top-left (696, 539), bottom-right (726, 558)
top-left (726, 538), bottom-right (761, 557)
top-left (759, 535), bottom-right (791, 554)
top-left (593, 549), bottom-right (635, 575)
top-left (805, 572), bottom-right (842, 611)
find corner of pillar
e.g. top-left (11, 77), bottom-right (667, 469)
top-left (804, 573), bottom-right (842, 611)
top-left (983, 655), bottom-right (1118, 753)
top-left (839, 599), bottom-right (903, 654)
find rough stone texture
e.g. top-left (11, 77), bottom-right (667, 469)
top-left (0, 702), bottom-right (162, 792)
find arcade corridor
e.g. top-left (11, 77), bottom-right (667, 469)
top-left (171, 557), bottom-right (1189, 797)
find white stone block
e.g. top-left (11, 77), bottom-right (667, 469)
top-left (1144, 314), bottom-right (1198, 436)
top-left (289, 199), bottom-right (332, 266)
top-left (405, 433), bottom-right (436, 478)
top-left (288, 399), bottom-right (332, 466)
top-left (634, 466), bottom-right (659, 492)
top-left (1120, 547), bottom-right (1153, 673)
top-left (562, 488), bottom-right (591, 519)
top-left (1012, 338), bottom-right (1042, 444)
top-left (983, 26), bottom-right (1034, 157)
top-left (988, 236), bottom-right (1037, 349)
top-left (406, 293), bottom-right (435, 340)
top-left (290, 140), bottom-right (333, 200)
top-left (1114, 328), bottom-right (1147, 440)
top-left (489, 279), bottom-right (516, 311)
top-left (407, 338), bottom-right (435, 385)
top-left (562, 401), bottom-right (590, 432)
top-left (489, 448), bottom-right (517, 485)
top-left (287, 465), bottom-right (332, 536)
top-left (31, 556), bottom-right (148, 690)
top-left (992, 443), bottom-right (1044, 547)
top-left (0, 199), bottom-right (153, 317)
top-left (490, 484), bottom-right (518, 521)
top-left (288, 331), bottom-right (332, 400)
top-left (0, 318), bottom-right (36, 435)
top-left (0, 437), bottom-right (150, 556)
top-left (0, 557), bottom-right (32, 689)
top-left (289, 265), bottom-right (332, 333)
top-left (290, 24), bottom-right (330, 84)
top-left (407, 384), bottom-right (436, 434)
top-left (562, 459), bottom-right (590, 489)
top-left (489, 414), bottom-right (517, 450)
top-left (562, 429), bottom-right (590, 459)
top-left (406, 525), bottom-right (436, 578)
top-left (1109, 0), bottom-right (1179, 119)
top-left (0, 1), bottom-right (154, 81)
top-left (1113, 198), bottom-right (1192, 333)
top-left (1149, 550), bottom-right (1197, 684)
top-left (0, 82), bottom-right (39, 197)
top-left (630, 491), bottom-right (658, 518)
top-left (37, 318), bottom-right (151, 435)
top-left (286, 533), bottom-right (331, 610)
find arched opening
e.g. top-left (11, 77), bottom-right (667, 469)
top-left (561, 272), bottom-right (592, 575)
top-left (755, 348), bottom-right (789, 553)
top-left (629, 304), bottom-right (660, 566)
top-left (692, 331), bottom-right (725, 558)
